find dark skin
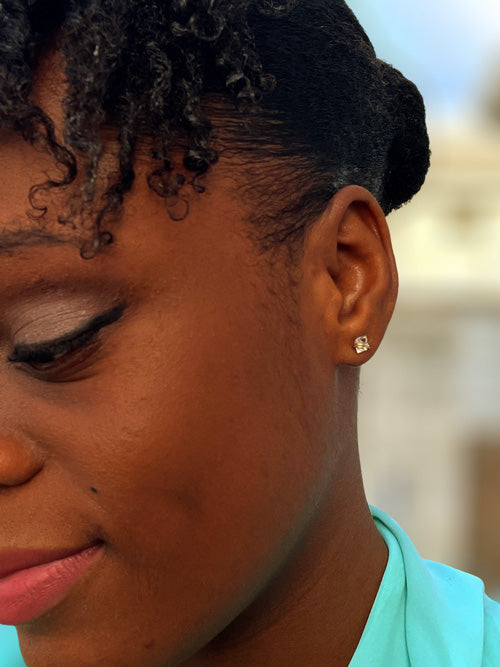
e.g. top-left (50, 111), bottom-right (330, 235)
top-left (0, 56), bottom-right (397, 666)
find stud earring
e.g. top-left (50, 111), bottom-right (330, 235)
top-left (353, 335), bottom-right (370, 354)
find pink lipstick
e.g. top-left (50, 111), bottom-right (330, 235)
top-left (0, 542), bottom-right (103, 625)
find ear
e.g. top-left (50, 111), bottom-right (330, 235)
top-left (302, 185), bottom-right (398, 366)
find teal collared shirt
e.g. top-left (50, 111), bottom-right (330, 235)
top-left (350, 507), bottom-right (500, 665)
top-left (1, 507), bottom-right (499, 666)
top-left (0, 624), bottom-right (25, 666)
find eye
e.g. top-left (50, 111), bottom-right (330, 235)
top-left (7, 303), bottom-right (126, 379)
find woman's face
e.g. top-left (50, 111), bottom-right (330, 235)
top-left (0, 76), bottom-right (343, 665)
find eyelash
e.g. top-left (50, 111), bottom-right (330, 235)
top-left (7, 303), bottom-right (126, 371)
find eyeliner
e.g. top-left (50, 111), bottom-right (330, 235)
top-left (8, 302), bottom-right (127, 364)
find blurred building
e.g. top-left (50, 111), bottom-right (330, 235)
top-left (358, 120), bottom-right (500, 600)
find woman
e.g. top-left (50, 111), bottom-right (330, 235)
top-left (0, 1), bottom-right (498, 665)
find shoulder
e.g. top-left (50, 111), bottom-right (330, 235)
top-left (371, 507), bottom-right (500, 666)
top-left (482, 593), bottom-right (500, 665)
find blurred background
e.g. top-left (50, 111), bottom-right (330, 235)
top-left (2, 1), bottom-right (500, 664)
top-left (347, 0), bottom-right (500, 601)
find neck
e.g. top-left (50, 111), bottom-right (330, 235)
top-left (184, 448), bottom-right (388, 667)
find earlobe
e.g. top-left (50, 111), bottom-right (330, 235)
top-left (304, 185), bottom-right (398, 367)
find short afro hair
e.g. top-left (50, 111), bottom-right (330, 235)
top-left (0, 0), bottom-right (430, 256)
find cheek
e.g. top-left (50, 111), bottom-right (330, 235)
top-left (17, 288), bottom-right (331, 663)
top-left (73, 310), bottom-right (324, 558)
top-left (70, 315), bottom-right (313, 534)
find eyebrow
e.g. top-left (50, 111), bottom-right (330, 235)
top-left (0, 227), bottom-right (79, 255)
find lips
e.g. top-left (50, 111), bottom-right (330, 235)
top-left (0, 540), bottom-right (104, 625)
top-left (0, 542), bottom-right (101, 580)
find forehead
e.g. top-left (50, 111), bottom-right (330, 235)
top-left (0, 127), bottom-right (248, 258)
top-left (0, 106), bottom-right (259, 278)
top-left (0, 49), bottom-right (135, 252)
top-left (0, 130), bottom-right (86, 255)
top-left (0, 47), bottom-right (274, 282)
top-left (0, 50), bottom-right (78, 245)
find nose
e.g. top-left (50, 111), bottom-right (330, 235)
top-left (0, 437), bottom-right (44, 487)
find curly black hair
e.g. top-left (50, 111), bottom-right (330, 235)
top-left (0, 0), bottom-right (430, 257)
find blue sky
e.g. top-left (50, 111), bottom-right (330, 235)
top-left (346, 1), bottom-right (500, 118)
